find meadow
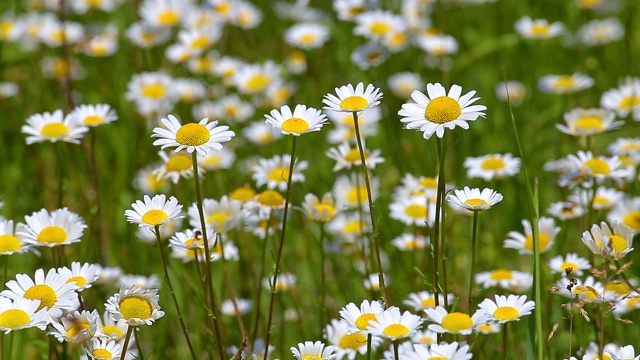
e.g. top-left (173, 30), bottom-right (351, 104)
top-left (0, 0), bottom-right (639, 359)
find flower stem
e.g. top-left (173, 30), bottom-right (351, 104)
top-left (319, 223), bottom-right (327, 335)
top-left (134, 328), bottom-right (145, 360)
top-left (432, 137), bottom-right (447, 307)
top-left (120, 326), bottom-right (133, 360)
top-left (352, 111), bottom-right (388, 305)
top-left (263, 136), bottom-right (298, 359)
top-left (153, 225), bottom-right (198, 360)
top-left (393, 340), bottom-right (400, 360)
top-left (251, 210), bottom-right (272, 343)
top-left (468, 211), bottom-right (479, 311)
top-left (502, 322), bottom-right (508, 360)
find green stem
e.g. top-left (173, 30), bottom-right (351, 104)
top-left (134, 328), bottom-right (145, 360)
top-left (352, 111), bottom-right (388, 305)
top-left (120, 326), bottom-right (133, 360)
top-left (468, 211), bottom-right (479, 311)
top-left (153, 225), bottom-right (198, 360)
top-left (393, 340), bottom-right (400, 360)
top-left (366, 333), bottom-right (372, 360)
top-left (502, 322), bottom-right (508, 360)
top-left (319, 223), bottom-right (327, 336)
top-left (263, 136), bottom-right (298, 359)
top-left (354, 172), bottom-right (374, 299)
top-left (433, 137), bottom-right (447, 307)
top-left (251, 210), bottom-right (272, 343)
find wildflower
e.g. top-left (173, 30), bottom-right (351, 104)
top-left (446, 187), bottom-right (503, 211)
top-left (562, 151), bottom-right (631, 186)
top-left (323, 82), bottom-right (383, 113)
top-left (105, 285), bottom-right (165, 326)
top-left (556, 108), bottom-right (623, 136)
top-left (285, 50), bottom-right (307, 74)
top-left (325, 212), bottom-right (371, 241)
top-left (399, 83), bottom-right (487, 139)
top-left (242, 121), bottom-right (284, 146)
top-left (391, 233), bottom-right (429, 252)
top-left (187, 196), bottom-right (244, 233)
top-left (49, 309), bottom-right (99, 344)
top-left (20, 208), bottom-right (87, 248)
top-left (265, 104), bottom-right (328, 136)
top-left (547, 201), bottom-right (584, 220)
top-left (291, 341), bottom-right (336, 360)
top-left (353, 10), bottom-right (405, 42)
top-left (152, 114), bottom-right (235, 157)
top-left (284, 22), bottom-right (330, 49)
top-left (96, 311), bottom-right (128, 341)
top-left (200, 147), bottom-right (235, 170)
top-left (333, 173), bottom-right (379, 211)
top-left (139, 0), bottom-right (186, 27)
top-left (495, 80), bottom-right (526, 105)
top-left (333, 0), bottom-right (366, 21)
top-left (124, 194), bottom-right (183, 229)
top-left (57, 262), bottom-right (100, 291)
top-left (125, 72), bottom-right (176, 108)
top-left (388, 72), bottom-right (425, 99)
top-left (208, 94), bottom-right (255, 123)
top-left (262, 272), bottom-right (296, 292)
top-left (300, 193), bottom-right (337, 222)
top-left (0, 219), bottom-right (31, 255)
top-left (125, 22), bottom-right (171, 48)
top-left (350, 41), bottom-right (388, 70)
top-left (230, 1), bottom-right (263, 29)
top-left (402, 342), bottom-right (472, 360)
top-left (548, 253), bottom-right (591, 276)
top-left (133, 164), bottom-right (170, 195)
top-left (464, 153), bottom-right (521, 181)
top-left (583, 342), bottom-right (620, 360)
top-left (608, 345), bottom-right (640, 360)
top-left (601, 78), bottom-right (640, 118)
top-left (70, 104), bottom-right (118, 128)
top-left (152, 151), bottom-right (201, 184)
top-left (83, 338), bottom-right (124, 360)
top-left (410, 329), bottom-right (438, 345)
top-left (0, 82), bottom-right (19, 98)
top-left (476, 269), bottom-right (526, 288)
top-left (339, 300), bottom-right (384, 333)
top-left (233, 61), bottom-right (281, 95)
top-left (229, 186), bottom-right (257, 203)
top-left (0, 297), bottom-right (49, 333)
top-left (325, 319), bottom-right (383, 360)
top-left (221, 299), bottom-right (253, 316)
top-left (578, 18), bottom-right (624, 46)
top-left (552, 276), bottom-right (604, 301)
top-left (582, 221), bottom-right (634, 258)
top-left (538, 73), bottom-right (594, 95)
top-left (364, 273), bottom-right (389, 291)
top-left (22, 110), bottom-right (89, 144)
top-left (168, 228), bottom-right (214, 262)
top-left (514, 16), bottom-right (564, 39)
top-left (403, 291), bottom-right (455, 311)
top-left (389, 196), bottom-right (435, 227)
top-left (475, 321), bottom-right (501, 334)
top-left (607, 197), bottom-right (640, 233)
top-left (424, 306), bottom-right (486, 335)
top-left (478, 294), bottom-right (535, 323)
top-left (70, 0), bottom-right (117, 14)
top-left (39, 18), bottom-right (84, 47)
top-left (119, 274), bottom-right (161, 289)
top-left (368, 306), bottom-right (422, 340)
top-left (504, 217), bottom-right (559, 254)
top-left (327, 143), bottom-right (384, 172)
top-left (252, 155), bottom-right (307, 192)
top-left (174, 78), bottom-right (207, 103)
top-left (135, 217), bottom-right (180, 244)
top-left (417, 34), bottom-right (459, 56)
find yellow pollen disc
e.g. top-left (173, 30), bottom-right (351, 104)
top-left (141, 209), bottom-right (168, 226)
top-left (623, 211), bottom-right (640, 231)
top-left (166, 153), bottom-right (193, 172)
top-left (419, 177), bottom-right (438, 189)
top-left (37, 226), bottom-right (68, 244)
top-left (90, 44), bottom-right (108, 57)
top-left (608, 235), bottom-right (628, 253)
top-left (383, 323), bottom-right (410, 338)
top-left (524, 233), bottom-right (551, 252)
top-left (226, 106), bottom-right (238, 117)
top-left (345, 149), bottom-right (364, 163)
top-left (481, 157), bottom-right (506, 170)
top-left (405, 204), bottom-right (427, 219)
top-left (620, 95), bottom-right (640, 110)
top-left (493, 306), bottom-right (519, 321)
top-left (428, 357), bottom-right (448, 360)
top-left (605, 281), bottom-right (630, 294)
top-left (0, 235), bottom-right (21, 252)
top-left (477, 324), bottom-right (493, 332)
top-left (92, 349), bottom-right (113, 358)
top-left (343, 220), bottom-right (362, 234)
top-left (51, 30), bottom-right (64, 43)
top-left (257, 190), bottom-right (285, 207)
top-left (246, 75), bottom-right (270, 92)
top-left (67, 323), bottom-right (91, 339)
top-left (340, 96), bottom-right (368, 111)
top-left (490, 269), bottom-right (513, 280)
top-left (299, 34), bottom-right (315, 44)
top-left (207, 212), bottom-right (230, 227)
top-left (593, 196), bottom-right (609, 206)
top-left (346, 186), bottom-right (367, 204)
top-left (281, 117), bottom-right (309, 134)
top-left (365, 51), bottom-right (382, 61)
top-left (302, 355), bottom-right (323, 360)
top-left (204, 155), bottom-right (221, 166)
top-left (119, 296), bottom-right (152, 320)
top-left (66, 276), bottom-right (87, 287)
top-left (441, 312), bottom-right (472, 333)
top-left (627, 298), bottom-right (640, 306)
top-left (553, 76), bottom-right (575, 89)
top-left (0, 22), bottom-right (13, 37)
top-left (24, 285), bottom-right (57, 311)
top-left (141, 83), bottom-right (167, 99)
top-left (405, 240), bottom-right (421, 250)
top-left (313, 204), bottom-right (336, 222)
top-left (82, 115), bottom-right (104, 126)
top-left (267, 167), bottom-right (290, 182)
top-left (158, 10), bottom-right (179, 26)
top-left (464, 198), bottom-right (488, 208)
top-left (41, 123), bottom-right (70, 139)
top-left (530, 24), bottom-right (550, 35)
top-left (355, 313), bottom-right (377, 330)
top-left (230, 187), bottom-right (256, 202)
top-left (424, 96), bottom-right (462, 124)
top-left (274, 281), bottom-right (289, 291)
top-left (420, 298), bottom-right (436, 308)
top-left (101, 325), bottom-right (124, 340)
top-left (146, 174), bottom-right (166, 192)
top-left (176, 123), bottom-right (211, 146)
top-left (141, 33), bottom-right (156, 43)
top-left (574, 285), bottom-right (597, 299)
top-left (339, 332), bottom-right (367, 350)
top-left (349, 6), bottom-right (364, 16)
top-left (584, 159), bottom-right (610, 175)
top-left (370, 21), bottom-right (391, 36)
top-left (559, 262), bottom-right (577, 273)
top-left (419, 336), bottom-right (435, 344)
top-left (574, 116), bottom-right (603, 132)
top-left (86, 0), bottom-right (101, 6)
top-left (214, 3), bottom-right (230, 13)
top-left (0, 309), bottom-right (30, 329)
top-left (192, 36), bottom-right (209, 49)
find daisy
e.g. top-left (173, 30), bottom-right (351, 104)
top-left (393, 173), bottom-right (441, 200)
top-left (252, 154), bottom-right (308, 191)
top-left (323, 82), bottom-right (383, 113)
top-left (0, 82), bottom-right (18, 98)
top-left (353, 10), bottom-right (405, 42)
top-left (135, 216), bottom-right (181, 244)
top-left (368, 306), bottom-right (422, 340)
top-left (39, 19), bottom-right (84, 47)
top-left (285, 50), bottom-right (307, 74)
top-left (399, 83), bottom-right (487, 139)
top-left (20, 207), bottom-right (87, 248)
top-left (1, 268), bottom-right (78, 318)
top-left (0, 297), bottom-right (49, 333)
top-left (446, 187), bottom-right (503, 212)
top-left (504, 217), bottom-right (559, 254)
top-left (168, 227), bottom-right (215, 261)
top-left (177, 27), bottom-right (221, 55)
top-left (96, 310), bottom-right (128, 342)
top-left (568, 187), bottom-right (625, 211)
top-left (187, 196), bottom-right (244, 232)
top-left (608, 345), bottom-right (640, 360)
top-left (0, 219), bottom-right (31, 255)
top-left (229, 1), bottom-right (263, 29)
top-left (174, 78), bottom-right (207, 103)
top-left (291, 341), bottom-right (336, 360)
top-left (338, 300), bottom-right (384, 333)
top-left (608, 137), bottom-right (640, 160)
top-left (49, 309), bottom-right (99, 344)
top-left (300, 193), bottom-right (337, 222)
top-left (388, 72), bottom-right (425, 99)
top-left (583, 342), bottom-right (621, 360)
top-left (382, 30), bottom-right (409, 52)
top-left (566, 150), bottom-right (630, 185)
top-left (409, 329), bottom-right (438, 345)
top-left (547, 201), bottom-right (585, 220)
top-left (326, 142), bottom-right (384, 171)
top-left (475, 321), bottom-right (501, 334)
top-left (262, 272), bottom-right (297, 292)
top-left (125, 22), bottom-right (172, 48)
top-left (229, 186), bottom-right (256, 203)
top-left (152, 150), bottom-right (202, 184)
top-left (514, 16), bottom-right (564, 39)
top-left (105, 285), bottom-right (165, 326)
top-left (152, 114), bottom-right (236, 157)
top-left (424, 306), bottom-right (486, 335)
top-left (210, 94), bottom-right (255, 123)
top-left (582, 221), bottom-right (634, 258)
top-left (213, 56), bottom-right (244, 82)
top-left (83, 338), bottom-right (124, 360)
top-left (265, 104), bottom-right (327, 136)
top-left (548, 253), bottom-right (591, 276)
top-left (364, 273), bottom-right (389, 291)
top-left (579, 18), bottom-right (624, 46)
top-left (57, 262), bottom-right (100, 291)
top-left (333, 0), bottom-right (366, 21)
top-left (475, 269), bottom-right (529, 288)
top-left (333, 173), bottom-right (379, 211)
top-left (552, 276), bottom-right (604, 301)
top-left (232, 61), bottom-right (281, 95)
top-left (495, 80), bottom-right (526, 105)
top-left (326, 106), bottom-right (382, 142)
top-left (464, 153), bottom-right (521, 181)
top-left (417, 34), bottom-right (459, 56)
top-left (22, 109), bottom-right (89, 144)
top-left (403, 291), bottom-right (455, 311)
top-left (538, 73), bottom-right (594, 95)
top-left (139, 0), bottom-right (187, 27)
top-left (70, 0), bottom-right (117, 13)
top-left (221, 298), bottom-right (253, 316)
top-left (403, 342), bottom-right (472, 360)
top-left (325, 211), bottom-right (371, 241)
top-left (478, 294), bottom-right (535, 323)
top-left (607, 197), bottom-right (640, 233)
top-left (125, 72), bottom-right (176, 108)
top-left (242, 121), bottom-right (284, 146)
top-left (391, 233), bottom-right (430, 252)
top-left (325, 318), bottom-right (383, 360)
top-left (284, 22), bottom-right (330, 49)
top-left (389, 196), bottom-right (435, 227)
top-left (118, 274), bottom-right (161, 289)
top-left (600, 78), bottom-right (640, 117)
top-left (499, 272), bottom-right (534, 293)
top-left (124, 194), bottom-right (183, 229)
top-left (556, 108), bottom-right (623, 136)
top-left (350, 41), bottom-right (388, 70)
top-left (200, 147), bottom-right (235, 170)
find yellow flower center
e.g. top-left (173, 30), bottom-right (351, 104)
top-left (574, 116), bottom-right (603, 132)
top-left (146, 174), bottom-right (167, 192)
top-left (175, 123), bottom-right (211, 147)
top-left (257, 190), bottom-right (285, 207)
top-left (481, 157), bottom-right (506, 170)
top-left (419, 177), bottom-right (438, 189)
top-left (158, 10), bottom-right (179, 26)
top-left (605, 281), bottom-right (631, 294)
top-left (593, 196), bottom-right (609, 206)
top-left (343, 220), bottom-right (363, 234)
top-left (0, 234), bottom-right (21, 252)
top-left (619, 95), bottom-right (640, 110)
top-left (191, 36), bottom-right (209, 49)
top-left (490, 269), bottom-right (513, 280)
top-left (86, 0), bottom-right (101, 6)
top-left (477, 324), bottom-right (494, 333)
top-left (119, 296), bottom-right (152, 320)
top-left (584, 158), bottom-right (610, 175)
top-left (141, 83), bottom-right (167, 99)
top-left (464, 198), bottom-right (488, 208)
top-left (66, 276), bottom-right (87, 287)
top-left (606, 235), bottom-right (628, 254)
top-left (24, 284), bottom-right (57, 311)
top-left (281, 117), bottom-right (309, 134)
top-left (365, 51), bottom-right (383, 61)
top-left (101, 325), bottom-right (124, 340)
top-left (524, 233), bottom-right (551, 252)
top-left (302, 355), bottom-right (323, 360)
top-left (530, 24), bottom-right (550, 36)
top-left (207, 212), bottom-right (230, 227)
top-left (493, 306), bottom-right (519, 321)
top-left (267, 167), bottom-right (290, 182)
top-left (559, 261), bottom-right (577, 273)
top-left (339, 332), bottom-right (367, 350)
top-left (355, 313), bottom-right (377, 330)
top-left (141, 210), bottom-right (168, 226)
top-left (246, 74), bottom-right (270, 92)
top-left (37, 226), bottom-right (68, 244)
top-left (67, 323), bottom-right (91, 339)
top-left (441, 312), bottom-right (472, 333)
top-left (230, 187), bottom-right (256, 203)
top-left (345, 149), bottom-right (364, 163)
top-left (90, 43), bottom-right (108, 57)
top-left (313, 204), bottom-right (336, 222)
top-left (553, 76), bottom-right (575, 89)
top-left (623, 211), bottom-right (640, 231)
top-left (41, 123), bottom-right (70, 139)
top-left (346, 186), bottom-right (367, 204)
top-left (574, 285), bottom-right (598, 299)
top-left (428, 357), bottom-right (448, 360)
top-left (92, 349), bottom-right (113, 359)
top-left (370, 21), bottom-right (391, 36)
top-left (0, 21), bottom-right (13, 37)
top-left (424, 96), bottom-right (462, 124)
top-left (405, 204), bottom-right (427, 219)
top-left (83, 115), bottom-right (104, 126)
top-left (340, 96), bottom-right (369, 111)
top-left (404, 240), bottom-right (422, 250)
top-left (299, 34), bottom-right (316, 44)
top-left (166, 153), bottom-right (193, 172)
top-left (420, 298), bottom-right (436, 307)
top-left (0, 309), bottom-right (30, 329)
top-left (214, 2), bottom-right (230, 14)
top-left (383, 323), bottom-right (410, 338)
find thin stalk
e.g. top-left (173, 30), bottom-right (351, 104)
top-left (54, 144), bottom-right (64, 209)
top-left (153, 225), bottom-right (198, 360)
top-left (318, 223), bottom-right (328, 335)
top-left (134, 328), bottom-right (145, 360)
top-left (263, 136), bottom-right (298, 359)
top-left (615, 260), bottom-right (640, 295)
top-left (120, 326), bottom-right (133, 360)
top-left (468, 211), bottom-right (479, 311)
top-left (354, 172), bottom-right (374, 299)
top-left (191, 152), bottom-right (225, 360)
top-left (393, 340), bottom-right (400, 360)
top-left (84, 130), bottom-right (106, 263)
top-left (502, 322), bottom-right (508, 360)
top-left (251, 210), bottom-right (272, 343)
top-left (432, 137), bottom-right (447, 307)
top-left (366, 333), bottom-right (372, 360)
top-left (352, 111), bottom-right (388, 305)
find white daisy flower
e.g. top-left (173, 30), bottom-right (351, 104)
top-left (388, 72), bottom-right (425, 99)
top-left (475, 269), bottom-right (528, 288)
top-left (333, 0), bottom-right (367, 21)
top-left (338, 299), bottom-right (384, 334)
top-left (83, 338), bottom-right (124, 360)
top-left (494, 80), bottom-right (526, 105)
top-left (463, 153), bottom-right (521, 181)
top-left (22, 110), bottom-right (89, 145)
top-left (105, 285), bottom-right (165, 326)
top-left (446, 187), bottom-right (503, 212)
top-left (399, 83), bottom-right (487, 139)
top-left (608, 344), bottom-right (640, 360)
top-left (200, 147), bottom-right (235, 171)
top-left (232, 61), bottom-right (281, 95)
top-left (424, 306), bottom-right (487, 335)
top-left (389, 196), bottom-right (435, 227)
top-left (139, 0), bottom-right (187, 27)
top-left (291, 341), bottom-right (336, 360)
top-left (242, 120), bottom-right (284, 146)
top-left (367, 306), bottom-right (422, 340)
top-left (20, 208), bottom-right (87, 248)
top-left (0, 297), bottom-right (50, 333)
top-left (403, 342), bottom-right (472, 360)
top-left (152, 114), bottom-right (236, 157)
top-left (417, 34), bottom-right (459, 56)
top-left (323, 82), bottom-right (383, 113)
top-left (125, 21), bottom-right (172, 48)
top-left (391, 233), bottom-right (430, 252)
top-left (69, 104), bottom-right (118, 128)
top-left (547, 201), bottom-right (584, 220)
top-left (353, 10), bottom-right (405, 41)
top-left (514, 16), bottom-right (564, 39)
top-left (538, 73), bottom-right (594, 95)
top-left (284, 22), bottom-right (330, 49)
top-left (607, 196), bottom-right (640, 233)
top-left (118, 274), bottom-right (161, 290)
top-left (124, 194), bottom-right (183, 229)
top-left (581, 221), bottom-right (634, 258)
top-left (0, 219), bottom-right (32, 255)
top-left (265, 104), bottom-right (328, 136)
top-left (152, 150), bottom-right (202, 184)
top-left (552, 276), bottom-right (604, 302)
top-left (325, 318), bottom-right (383, 360)
top-left (262, 272), bottom-right (297, 292)
top-left (503, 217), bottom-right (559, 254)
top-left (364, 273), bottom-right (389, 291)
top-left (548, 253), bottom-right (591, 276)
top-left (326, 143), bottom-right (384, 172)
top-left (187, 196), bottom-right (244, 233)
top-left (477, 294), bottom-right (535, 323)
top-left (300, 193), bottom-right (337, 223)
top-left (252, 154), bottom-right (308, 192)
top-left (49, 309), bottom-right (99, 344)
top-left (221, 298), bottom-right (253, 316)
top-left (556, 108), bottom-right (623, 136)
top-left (57, 262), bottom-right (100, 291)
top-left (403, 291), bottom-right (455, 311)
top-left (350, 41), bottom-right (387, 70)
top-left (133, 164), bottom-right (170, 195)
top-left (600, 78), bottom-right (640, 118)
top-left (96, 310), bottom-right (128, 341)
top-left (568, 186), bottom-right (625, 211)
top-left (566, 150), bottom-right (631, 185)
top-left (579, 17), bottom-right (624, 46)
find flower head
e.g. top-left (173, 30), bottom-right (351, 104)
top-left (581, 221), bottom-right (634, 258)
top-left (105, 285), bottom-right (165, 326)
top-left (291, 341), bottom-right (336, 360)
top-left (264, 104), bottom-right (327, 136)
top-left (0, 297), bottom-right (49, 333)
top-left (152, 114), bottom-right (235, 157)
top-left (124, 194), bottom-right (183, 229)
top-left (477, 294), bottom-right (535, 323)
top-left (446, 187), bottom-right (503, 212)
top-left (20, 208), bottom-right (87, 248)
top-left (323, 82), bottom-right (383, 113)
top-left (367, 306), bottom-right (423, 340)
top-left (22, 109), bottom-right (89, 144)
